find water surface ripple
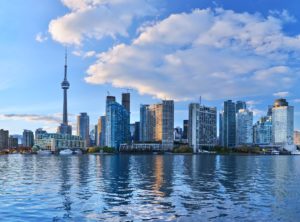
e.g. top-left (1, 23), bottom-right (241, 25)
top-left (0, 154), bottom-right (299, 221)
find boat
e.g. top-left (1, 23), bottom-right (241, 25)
top-left (291, 150), bottom-right (300, 155)
top-left (270, 150), bottom-right (280, 155)
top-left (37, 150), bottom-right (52, 155)
top-left (73, 150), bottom-right (82, 155)
top-left (59, 149), bottom-right (73, 155)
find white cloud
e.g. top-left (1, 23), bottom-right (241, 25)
top-left (273, 91), bottom-right (289, 97)
top-left (72, 50), bottom-right (96, 58)
top-left (0, 114), bottom-right (61, 124)
top-left (35, 32), bottom-right (48, 42)
top-left (292, 99), bottom-right (300, 103)
top-left (49, 0), bottom-right (157, 45)
top-left (85, 8), bottom-right (300, 101)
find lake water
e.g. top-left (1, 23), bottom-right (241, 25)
top-left (0, 154), bottom-right (299, 221)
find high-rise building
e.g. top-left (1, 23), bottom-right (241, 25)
top-left (182, 120), bottom-right (188, 140)
top-left (174, 127), bottom-right (183, 142)
top-left (8, 136), bottom-right (18, 148)
top-left (139, 100), bottom-right (174, 149)
top-left (236, 101), bottom-right (246, 113)
top-left (133, 122), bottom-right (140, 143)
top-left (35, 128), bottom-right (47, 139)
top-left (188, 103), bottom-right (217, 152)
top-left (105, 96), bottom-right (130, 149)
top-left (92, 125), bottom-right (98, 147)
top-left (122, 93), bottom-right (130, 114)
top-left (57, 52), bottom-right (72, 135)
top-left (77, 113), bottom-right (90, 147)
top-left (22, 130), bottom-right (34, 147)
top-left (221, 100), bottom-right (236, 148)
top-left (294, 131), bottom-right (300, 146)
top-left (162, 100), bottom-right (174, 149)
top-left (219, 111), bottom-right (224, 146)
top-left (272, 99), bottom-right (294, 146)
top-left (236, 109), bottom-right (253, 146)
top-left (0, 129), bottom-right (9, 150)
top-left (253, 116), bottom-right (272, 145)
top-left (97, 116), bottom-right (106, 147)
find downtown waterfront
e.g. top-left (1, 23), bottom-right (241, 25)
top-left (0, 154), bottom-right (299, 221)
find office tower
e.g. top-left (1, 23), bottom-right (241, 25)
top-left (236, 109), bottom-right (253, 146)
top-left (35, 128), bottom-right (47, 140)
top-left (106, 96), bottom-right (130, 149)
top-left (162, 100), bottom-right (174, 149)
top-left (219, 111), bottom-right (224, 146)
top-left (77, 113), bottom-right (90, 147)
top-left (139, 100), bottom-right (174, 149)
top-left (22, 130), bottom-right (34, 147)
top-left (294, 131), bottom-right (300, 145)
top-left (8, 136), bottom-right (18, 148)
top-left (93, 125), bottom-right (98, 147)
top-left (272, 99), bottom-right (294, 145)
top-left (130, 124), bottom-right (135, 142)
top-left (221, 100), bottom-right (236, 148)
top-left (134, 122), bottom-right (140, 143)
top-left (122, 93), bottom-right (130, 113)
top-left (253, 116), bottom-right (272, 145)
top-left (188, 103), bottom-right (217, 152)
top-left (57, 52), bottom-right (72, 135)
top-left (236, 101), bottom-right (246, 113)
top-left (182, 120), bottom-right (188, 140)
top-left (97, 116), bottom-right (106, 147)
top-left (0, 129), bottom-right (9, 150)
top-left (174, 127), bottom-right (183, 142)
top-left (267, 105), bottom-right (273, 116)
top-left (140, 104), bottom-right (150, 142)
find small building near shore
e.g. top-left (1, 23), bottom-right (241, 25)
top-left (34, 133), bottom-right (86, 152)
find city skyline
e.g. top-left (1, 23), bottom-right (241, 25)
top-left (1, 1), bottom-right (300, 134)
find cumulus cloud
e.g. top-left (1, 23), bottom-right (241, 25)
top-left (35, 32), bottom-right (48, 42)
top-left (85, 8), bottom-right (300, 101)
top-left (273, 91), bottom-right (289, 97)
top-left (49, 0), bottom-right (157, 45)
top-left (72, 50), bottom-right (96, 58)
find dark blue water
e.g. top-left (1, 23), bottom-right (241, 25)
top-left (0, 154), bottom-right (300, 221)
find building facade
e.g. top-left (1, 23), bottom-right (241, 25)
top-left (294, 131), bottom-right (300, 146)
top-left (236, 109), bottom-right (253, 146)
top-left (77, 112), bottom-right (90, 147)
top-left (22, 130), bottom-right (34, 147)
top-left (97, 116), bottom-right (106, 147)
top-left (34, 133), bottom-right (86, 152)
top-left (139, 100), bottom-right (174, 150)
top-left (0, 129), bottom-right (9, 150)
top-left (253, 116), bottom-right (272, 145)
top-left (105, 96), bottom-right (130, 149)
top-left (188, 103), bottom-right (217, 152)
top-left (272, 99), bottom-right (294, 146)
top-left (220, 100), bottom-right (236, 148)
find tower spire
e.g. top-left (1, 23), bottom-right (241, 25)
top-left (64, 48), bottom-right (68, 80)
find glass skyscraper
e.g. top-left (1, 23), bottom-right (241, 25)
top-left (236, 109), bottom-right (253, 146)
top-left (220, 100), bottom-right (236, 148)
top-left (77, 112), bottom-right (90, 147)
top-left (272, 99), bottom-right (294, 145)
top-left (253, 116), bottom-right (272, 145)
top-left (105, 97), bottom-right (130, 149)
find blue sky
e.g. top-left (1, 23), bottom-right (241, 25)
top-left (1, 0), bottom-right (300, 134)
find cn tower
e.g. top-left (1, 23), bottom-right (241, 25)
top-left (57, 51), bottom-right (72, 135)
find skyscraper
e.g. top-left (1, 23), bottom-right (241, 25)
top-left (133, 122), bottom-right (140, 143)
top-left (236, 109), bottom-right (253, 146)
top-left (182, 120), bottom-right (188, 140)
top-left (272, 99), bottom-right (294, 146)
top-left (97, 116), bottom-right (106, 147)
top-left (188, 103), bottom-right (217, 152)
top-left (22, 130), bottom-right (34, 147)
top-left (58, 52), bottom-right (72, 135)
top-left (122, 93), bottom-right (130, 114)
top-left (139, 100), bottom-right (174, 150)
top-left (253, 116), bottom-right (272, 145)
top-left (221, 100), bottom-right (236, 148)
top-left (0, 129), bottom-right (9, 150)
top-left (236, 101), bottom-right (246, 113)
top-left (105, 95), bottom-right (130, 149)
top-left (77, 113), bottom-right (90, 147)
